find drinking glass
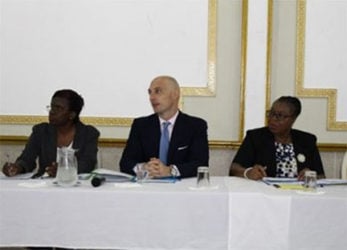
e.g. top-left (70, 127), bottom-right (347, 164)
top-left (304, 170), bottom-right (317, 191)
top-left (136, 164), bottom-right (148, 183)
top-left (197, 166), bottom-right (210, 188)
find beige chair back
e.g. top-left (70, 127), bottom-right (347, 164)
top-left (342, 151), bottom-right (347, 180)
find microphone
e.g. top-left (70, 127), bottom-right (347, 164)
top-left (91, 175), bottom-right (106, 187)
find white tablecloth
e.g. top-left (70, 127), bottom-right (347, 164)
top-left (0, 177), bottom-right (229, 250)
top-left (1, 177), bottom-right (347, 250)
top-left (226, 178), bottom-right (347, 250)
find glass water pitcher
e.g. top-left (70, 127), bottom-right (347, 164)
top-left (56, 147), bottom-right (78, 187)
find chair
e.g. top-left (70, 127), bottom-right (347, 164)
top-left (341, 151), bottom-right (347, 180)
top-left (96, 150), bottom-right (102, 169)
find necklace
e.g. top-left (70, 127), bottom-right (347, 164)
top-left (275, 134), bottom-right (292, 144)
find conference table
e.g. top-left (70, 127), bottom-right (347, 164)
top-left (1, 175), bottom-right (347, 250)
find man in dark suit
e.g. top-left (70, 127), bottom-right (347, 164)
top-left (120, 75), bottom-right (209, 178)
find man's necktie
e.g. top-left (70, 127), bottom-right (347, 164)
top-left (159, 122), bottom-right (170, 165)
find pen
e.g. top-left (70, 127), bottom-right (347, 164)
top-left (262, 180), bottom-right (271, 186)
top-left (262, 180), bottom-right (279, 188)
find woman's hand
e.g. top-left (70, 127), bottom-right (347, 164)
top-left (2, 163), bottom-right (24, 177)
top-left (297, 168), bottom-right (311, 181)
top-left (245, 165), bottom-right (267, 180)
top-left (45, 162), bottom-right (58, 177)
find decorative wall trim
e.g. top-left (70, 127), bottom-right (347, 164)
top-left (0, 0), bottom-right (217, 127)
top-left (181, 0), bottom-right (217, 98)
top-left (266, 0), bottom-right (273, 113)
top-left (239, 0), bottom-right (248, 141)
top-left (1, 136), bottom-right (345, 151)
top-left (0, 115), bottom-right (134, 126)
top-left (296, 0), bottom-right (347, 131)
top-left (240, 0), bottom-right (274, 139)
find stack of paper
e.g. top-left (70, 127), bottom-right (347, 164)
top-left (317, 179), bottom-right (347, 186)
top-left (91, 168), bottom-right (135, 182)
top-left (262, 177), bottom-right (305, 190)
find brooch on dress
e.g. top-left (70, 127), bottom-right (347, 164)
top-left (297, 153), bottom-right (306, 163)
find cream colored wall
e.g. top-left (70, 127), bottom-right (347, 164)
top-left (183, 0), bottom-right (242, 141)
top-left (0, 0), bottom-right (243, 142)
top-left (0, 0), bottom-right (346, 177)
top-left (0, 0), bottom-right (346, 144)
top-left (271, 0), bottom-right (347, 143)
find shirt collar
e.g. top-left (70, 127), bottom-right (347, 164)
top-left (159, 110), bottom-right (179, 126)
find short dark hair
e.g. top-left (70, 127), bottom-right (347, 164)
top-left (52, 89), bottom-right (84, 123)
top-left (276, 96), bottom-right (301, 118)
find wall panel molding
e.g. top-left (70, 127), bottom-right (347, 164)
top-left (1, 136), bottom-right (345, 151)
top-left (296, 0), bottom-right (347, 131)
top-left (0, 0), bottom-right (216, 126)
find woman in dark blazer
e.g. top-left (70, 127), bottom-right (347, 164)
top-left (2, 89), bottom-right (100, 178)
top-left (229, 96), bottom-right (325, 181)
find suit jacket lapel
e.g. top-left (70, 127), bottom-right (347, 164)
top-left (47, 125), bottom-right (57, 159)
top-left (38, 124), bottom-right (57, 174)
top-left (263, 128), bottom-right (277, 176)
top-left (291, 130), bottom-right (306, 171)
top-left (167, 112), bottom-right (184, 160)
top-left (150, 115), bottom-right (161, 156)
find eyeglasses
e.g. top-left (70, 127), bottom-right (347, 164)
top-left (266, 110), bottom-right (293, 121)
top-left (46, 105), bottom-right (66, 113)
